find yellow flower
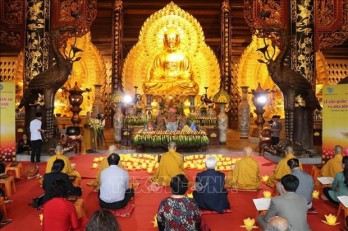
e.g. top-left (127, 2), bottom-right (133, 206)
top-left (262, 175), bottom-right (269, 182)
top-left (324, 214), bottom-right (337, 225)
top-left (312, 190), bottom-right (319, 199)
top-left (187, 193), bottom-right (193, 198)
top-left (39, 213), bottom-right (43, 226)
top-left (241, 218), bottom-right (258, 230)
top-left (152, 215), bottom-right (158, 227)
top-left (263, 190), bottom-right (272, 198)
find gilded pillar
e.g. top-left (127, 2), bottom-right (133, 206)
top-left (112, 0), bottom-right (124, 91)
top-left (290, 0), bottom-right (315, 84)
top-left (290, 0), bottom-right (315, 149)
top-left (221, 0), bottom-right (232, 93)
top-left (221, 0), bottom-right (237, 128)
top-left (24, 0), bottom-right (50, 85)
top-left (24, 0), bottom-right (50, 133)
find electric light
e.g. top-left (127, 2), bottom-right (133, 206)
top-left (256, 95), bottom-right (267, 105)
top-left (251, 83), bottom-right (271, 137)
top-left (123, 94), bottom-right (133, 104)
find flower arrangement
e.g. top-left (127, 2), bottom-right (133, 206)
top-left (88, 118), bottom-right (104, 131)
top-left (125, 115), bottom-right (147, 126)
top-left (133, 130), bottom-right (209, 147)
top-left (187, 114), bottom-right (217, 127)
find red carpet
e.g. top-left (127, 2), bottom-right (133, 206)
top-left (1, 154), bottom-right (343, 231)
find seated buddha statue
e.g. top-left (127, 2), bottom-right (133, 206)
top-left (143, 26), bottom-right (199, 95)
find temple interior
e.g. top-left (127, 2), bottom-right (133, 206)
top-left (0, 0), bottom-right (348, 230)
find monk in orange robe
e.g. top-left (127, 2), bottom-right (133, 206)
top-left (266, 146), bottom-right (303, 187)
top-left (226, 147), bottom-right (261, 190)
top-left (150, 142), bottom-right (185, 186)
top-left (320, 145), bottom-right (344, 177)
top-left (46, 144), bottom-right (81, 186)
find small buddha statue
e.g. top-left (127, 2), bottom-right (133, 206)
top-left (143, 26), bottom-right (199, 95)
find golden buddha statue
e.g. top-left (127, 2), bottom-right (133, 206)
top-left (143, 26), bottom-right (199, 95)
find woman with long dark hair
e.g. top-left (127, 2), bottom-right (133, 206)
top-left (85, 209), bottom-right (120, 231)
top-left (323, 156), bottom-right (348, 205)
top-left (42, 159), bottom-right (82, 204)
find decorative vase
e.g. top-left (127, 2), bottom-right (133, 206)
top-left (217, 103), bottom-right (228, 144)
top-left (238, 86), bottom-right (250, 138)
top-left (92, 84), bottom-right (104, 118)
top-left (113, 103), bottom-right (124, 143)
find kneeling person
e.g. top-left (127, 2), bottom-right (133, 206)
top-left (99, 153), bottom-right (134, 209)
top-left (193, 156), bottom-right (230, 213)
top-left (225, 146), bottom-right (260, 190)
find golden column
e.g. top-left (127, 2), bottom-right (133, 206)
top-left (112, 0), bottom-right (124, 91)
top-left (290, 0), bottom-right (315, 149)
top-left (24, 0), bottom-right (50, 83)
top-left (221, 0), bottom-right (237, 128)
top-left (24, 0), bottom-right (50, 133)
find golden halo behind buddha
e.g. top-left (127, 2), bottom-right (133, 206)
top-left (122, 2), bottom-right (220, 97)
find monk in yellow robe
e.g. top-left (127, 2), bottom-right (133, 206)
top-left (265, 146), bottom-right (303, 187)
top-left (320, 145), bottom-right (343, 177)
top-left (45, 144), bottom-right (81, 186)
top-left (151, 142), bottom-right (185, 186)
top-left (226, 147), bottom-right (260, 190)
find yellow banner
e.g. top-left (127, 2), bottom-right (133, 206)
top-left (322, 85), bottom-right (348, 156)
top-left (0, 82), bottom-right (16, 161)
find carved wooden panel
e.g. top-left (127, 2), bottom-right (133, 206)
top-left (51, 0), bottom-right (97, 41)
top-left (244, 0), bottom-right (289, 32)
top-left (315, 0), bottom-right (348, 50)
top-left (0, 0), bottom-right (25, 49)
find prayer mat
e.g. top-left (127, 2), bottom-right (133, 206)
top-left (262, 162), bottom-right (275, 166)
top-left (110, 204), bottom-right (135, 218)
top-left (199, 209), bottom-right (232, 215)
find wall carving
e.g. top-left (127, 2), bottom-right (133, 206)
top-left (0, 0), bottom-right (25, 49)
top-left (326, 60), bottom-right (348, 84)
top-left (244, 0), bottom-right (288, 32)
top-left (315, 0), bottom-right (348, 50)
top-left (51, 0), bottom-right (97, 43)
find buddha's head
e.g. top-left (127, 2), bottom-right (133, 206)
top-left (164, 26), bottom-right (180, 51)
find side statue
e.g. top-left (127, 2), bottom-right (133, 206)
top-left (19, 27), bottom-right (82, 141)
top-left (143, 26), bottom-right (199, 95)
top-left (256, 28), bottom-right (321, 150)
